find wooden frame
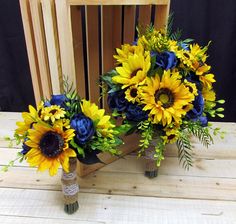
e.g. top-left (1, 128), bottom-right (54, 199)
top-left (19, 0), bottom-right (170, 177)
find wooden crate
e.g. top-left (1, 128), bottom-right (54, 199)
top-left (19, 0), bottom-right (170, 176)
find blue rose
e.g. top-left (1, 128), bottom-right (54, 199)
top-left (125, 103), bottom-right (148, 122)
top-left (199, 116), bottom-right (208, 127)
top-left (187, 92), bottom-right (204, 119)
top-left (108, 90), bottom-right (128, 113)
top-left (70, 114), bottom-right (95, 145)
top-left (44, 94), bottom-right (67, 107)
top-left (186, 72), bottom-right (202, 90)
top-left (152, 51), bottom-right (177, 70)
top-left (21, 142), bottom-right (31, 155)
top-left (50, 94), bottom-right (67, 106)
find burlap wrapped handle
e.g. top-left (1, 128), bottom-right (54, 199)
top-left (61, 157), bottom-right (79, 214)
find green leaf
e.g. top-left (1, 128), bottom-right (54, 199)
top-left (113, 123), bottom-right (133, 135)
top-left (70, 139), bottom-right (84, 156)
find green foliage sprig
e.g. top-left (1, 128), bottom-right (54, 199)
top-left (138, 121), bottom-right (154, 156)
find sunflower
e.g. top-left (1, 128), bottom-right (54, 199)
top-left (112, 52), bottom-right (151, 89)
top-left (25, 121), bottom-right (75, 176)
top-left (40, 105), bottom-right (66, 123)
top-left (81, 100), bottom-right (115, 138)
top-left (114, 43), bottom-right (144, 64)
top-left (141, 70), bottom-right (194, 125)
top-left (125, 85), bottom-right (141, 103)
top-left (15, 105), bottom-right (38, 136)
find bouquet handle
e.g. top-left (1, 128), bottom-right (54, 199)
top-left (144, 147), bottom-right (158, 178)
top-left (145, 158), bottom-right (158, 178)
top-left (61, 157), bottom-right (79, 214)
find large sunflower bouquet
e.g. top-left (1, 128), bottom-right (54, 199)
top-left (102, 24), bottom-right (225, 174)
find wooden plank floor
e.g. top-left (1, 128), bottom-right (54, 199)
top-left (0, 112), bottom-right (236, 223)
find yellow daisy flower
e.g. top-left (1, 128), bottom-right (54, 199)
top-left (81, 100), bottom-right (115, 138)
top-left (15, 105), bottom-right (38, 136)
top-left (112, 53), bottom-right (151, 89)
top-left (175, 49), bottom-right (194, 68)
top-left (141, 70), bottom-right (195, 125)
top-left (25, 122), bottom-right (75, 176)
top-left (162, 128), bottom-right (180, 144)
top-left (40, 105), bottom-right (66, 123)
top-left (184, 80), bottom-right (198, 96)
top-left (125, 85), bottom-right (141, 103)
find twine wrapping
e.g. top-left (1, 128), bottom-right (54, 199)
top-left (61, 157), bottom-right (79, 205)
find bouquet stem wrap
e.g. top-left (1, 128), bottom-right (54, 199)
top-left (144, 145), bottom-right (158, 178)
top-left (61, 157), bottom-right (79, 214)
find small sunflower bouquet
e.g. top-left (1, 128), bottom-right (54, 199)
top-left (4, 84), bottom-right (124, 214)
top-left (102, 23), bottom-right (225, 178)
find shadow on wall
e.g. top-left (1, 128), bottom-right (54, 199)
top-left (170, 0), bottom-right (236, 121)
top-left (0, 0), bottom-right (35, 112)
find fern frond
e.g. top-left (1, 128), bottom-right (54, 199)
top-left (170, 28), bottom-right (182, 41)
top-left (191, 126), bottom-right (213, 148)
top-left (176, 132), bottom-right (193, 170)
top-left (166, 12), bottom-right (174, 37)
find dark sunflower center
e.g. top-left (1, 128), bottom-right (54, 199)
top-left (130, 68), bottom-right (142, 78)
top-left (50, 109), bottom-right (58, 115)
top-left (130, 88), bottom-right (138, 98)
top-left (188, 86), bottom-right (193, 93)
top-left (39, 131), bottom-right (64, 158)
top-left (168, 134), bottom-right (176, 140)
top-left (155, 88), bottom-right (174, 108)
top-left (183, 52), bottom-right (190, 58)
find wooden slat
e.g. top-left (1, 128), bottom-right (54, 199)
top-left (71, 6), bottom-right (86, 98)
top-left (101, 6), bottom-right (114, 74)
top-left (55, 0), bottom-right (77, 90)
top-left (1, 164), bottom-right (236, 201)
top-left (29, 0), bottom-right (52, 98)
top-left (41, 0), bottom-right (62, 94)
top-left (123, 5), bottom-right (136, 44)
top-left (154, 1), bottom-right (170, 30)
top-left (85, 6), bottom-right (100, 104)
top-left (112, 6), bottom-right (122, 53)
top-left (68, 0), bottom-right (169, 5)
top-left (19, 0), bottom-right (42, 102)
top-left (0, 215), bottom-right (99, 224)
top-left (0, 188), bottom-right (236, 223)
top-left (138, 5), bottom-right (151, 26)
top-left (0, 158), bottom-right (236, 200)
top-left (101, 6), bottom-right (114, 109)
